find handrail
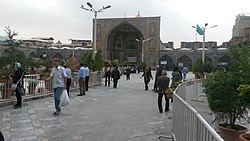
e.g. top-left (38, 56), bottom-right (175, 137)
top-left (172, 80), bottom-right (224, 141)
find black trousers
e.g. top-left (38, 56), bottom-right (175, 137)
top-left (15, 88), bottom-right (22, 106)
top-left (66, 78), bottom-right (71, 96)
top-left (153, 79), bottom-right (158, 91)
top-left (158, 92), bottom-right (169, 112)
top-left (105, 76), bottom-right (110, 86)
top-left (85, 76), bottom-right (89, 91)
top-left (113, 79), bottom-right (118, 88)
top-left (144, 81), bottom-right (149, 90)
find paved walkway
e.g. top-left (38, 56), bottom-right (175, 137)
top-left (2, 71), bottom-right (240, 141)
top-left (0, 72), bottom-right (175, 141)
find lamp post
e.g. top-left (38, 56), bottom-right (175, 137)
top-left (69, 38), bottom-right (75, 57)
top-left (191, 25), bottom-right (198, 41)
top-left (136, 38), bottom-right (152, 62)
top-left (201, 24), bottom-right (218, 63)
top-left (81, 2), bottom-right (111, 59)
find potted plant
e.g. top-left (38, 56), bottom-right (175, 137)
top-left (239, 133), bottom-right (250, 141)
top-left (193, 58), bottom-right (214, 79)
top-left (204, 43), bottom-right (250, 140)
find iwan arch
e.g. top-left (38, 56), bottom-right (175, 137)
top-left (95, 16), bottom-right (230, 70)
top-left (96, 16), bottom-right (161, 67)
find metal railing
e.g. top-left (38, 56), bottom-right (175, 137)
top-left (0, 72), bottom-right (102, 106)
top-left (172, 80), bottom-right (224, 141)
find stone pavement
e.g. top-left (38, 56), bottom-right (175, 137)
top-left (0, 72), bottom-right (175, 141)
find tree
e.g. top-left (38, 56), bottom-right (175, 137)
top-left (66, 57), bottom-right (79, 71)
top-left (82, 52), bottom-right (93, 69)
top-left (0, 26), bottom-right (26, 66)
top-left (93, 48), bottom-right (104, 71)
top-left (204, 43), bottom-right (250, 131)
top-left (192, 58), bottom-right (213, 78)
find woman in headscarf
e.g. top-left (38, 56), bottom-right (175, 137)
top-left (141, 66), bottom-right (153, 90)
top-left (12, 62), bottom-right (25, 109)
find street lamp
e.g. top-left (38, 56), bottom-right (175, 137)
top-left (191, 25), bottom-right (198, 41)
top-left (81, 2), bottom-right (111, 59)
top-left (136, 38), bottom-right (152, 62)
top-left (69, 38), bottom-right (75, 57)
top-left (201, 24), bottom-right (218, 63)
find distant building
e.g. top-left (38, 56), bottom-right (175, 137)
top-left (233, 13), bottom-right (250, 37)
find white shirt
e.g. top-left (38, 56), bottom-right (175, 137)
top-left (85, 66), bottom-right (89, 76)
top-left (65, 68), bottom-right (72, 78)
top-left (51, 66), bottom-right (67, 88)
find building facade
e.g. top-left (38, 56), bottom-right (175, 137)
top-left (95, 16), bottom-right (161, 67)
top-left (6, 14), bottom-right (250, 71)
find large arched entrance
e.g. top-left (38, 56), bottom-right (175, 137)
top-left (217, 55), bottom-right (231, 68)
top-left (107, 22), bottom-right (143, 65)
top-left (177, 55), bottom-right (193, 69)
top-left (159, 55), bottom-right (175, 70)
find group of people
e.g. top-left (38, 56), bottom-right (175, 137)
top-left (77, 63), bottom-right (90, 96)
top-left (10, 58), bottom-right (91, 117)
top-left (104, 66), bottom-right (121, 88)
top-left (10, 58), bottom-right (189, 116)
top-left (154, 65), bottom-right (189, 113)
top-left (46, 59), bottom-right (90, 116)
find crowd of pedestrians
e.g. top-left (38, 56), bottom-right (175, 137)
top-left (0, 60), bottom-right (191, 139)
top-left (9, 59), bottom-right (188, 115)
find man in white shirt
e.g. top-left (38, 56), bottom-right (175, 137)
top-left (63, 65), bottom-right (72, 96)
top-left (84, 64), bottom-right (90, 91)
top-left (47, 58), bottom-right (67, 116)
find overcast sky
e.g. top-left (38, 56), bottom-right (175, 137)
top-left (0, 0), bottom-right (250, 48)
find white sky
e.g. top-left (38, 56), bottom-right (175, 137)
top-left (0, 0), bottom-right (250, 48)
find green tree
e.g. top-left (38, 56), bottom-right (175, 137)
top-left (229, 43), bottom-right (250, 84)
top-left (204, 43), bottom-right (250, 128)
top-left (0, 26), bottom-right (26, 70)
top-left (82, 52), bottom-right (93, 69)
top-left (193, 58), bottom-right (214, 73)
top-left (93, 48), bottom-right (104, 71)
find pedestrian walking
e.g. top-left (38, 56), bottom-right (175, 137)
top-left (46, 58), bottom-right (67, 116)
top-left (104, 68), bottom-right (111, 87)
top-left (140, 66), bottom-right (153, 90)
top-left (63, 65), bottom-right (72, 97)
top-left (182, 64), bottom-right (188, 81)
top-left (171, 66), bottom-right (181, 87)
top-left (125, 67), bottom-right (131, 80)
top-left (11, 62), bottom-right (25, 109)
top-left (152, 65), bottom-right (162, 92)
top-left (84, 64), bottom-right (90, 91)
top-left (111, 66), bottom-right (120, 88)
top-left (157, 70), bottom-right (170, 113)
top-left (77, 63), bottom-right (87, 96)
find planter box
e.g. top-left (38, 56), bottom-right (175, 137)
top-left (219, 124), bottom-right (248, 141)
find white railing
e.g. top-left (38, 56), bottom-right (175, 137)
top-left (0, 72), bottom-right (102, 105)
top-left (172, 80), bottom-right (224, 141)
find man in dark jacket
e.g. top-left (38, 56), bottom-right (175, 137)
top-left (12, 62), bottom-right (25, 109)
top-left (104, 68), bottom-right (111, 87)
top-left (111, 66), bottom-right (120, 88)
top-left (153, 65), bottom-right (162, 92)
top-left (157, 70), bottom-right (170, 113)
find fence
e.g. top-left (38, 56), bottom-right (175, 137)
top-left (172, 80), bottom-right (224, 141)
top-left (0, 71), bottom-right (102, 106)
